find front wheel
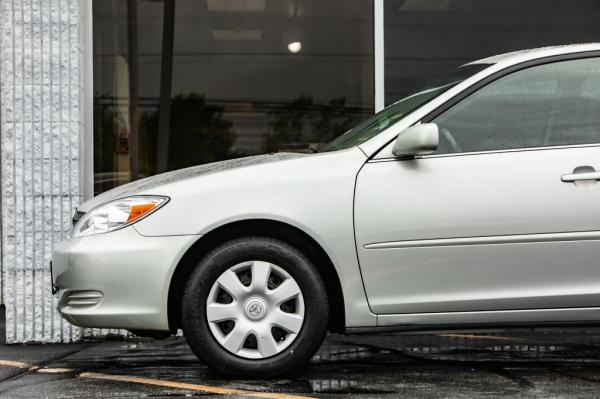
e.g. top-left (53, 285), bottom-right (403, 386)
top-left (181, 237), bottom-right (329, 377)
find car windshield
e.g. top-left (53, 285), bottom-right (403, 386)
top-left (320, 64), bottom-right (490, 152)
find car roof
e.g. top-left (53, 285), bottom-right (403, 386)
top-left (467, 43), bottom-right (600, 67)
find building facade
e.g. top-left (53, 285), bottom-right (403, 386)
top-left (1, 0), bottom-right (600, 343)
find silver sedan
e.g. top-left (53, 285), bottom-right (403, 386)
top-left (52, 43), bottom-right (600, 376)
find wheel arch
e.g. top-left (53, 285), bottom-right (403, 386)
top-left (167, 219), bottom-right (346, 334)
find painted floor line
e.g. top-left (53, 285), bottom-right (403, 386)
top-left (79, 372), bottom-right (315, 399)
top-left (0, 359), bottom-right (31, 369)
top-left (0, 359), bottom-right (315, 399)
top-left (438, 333), bottom-right (527, 341)
top-left (37, 367), bottom-right (74, 374)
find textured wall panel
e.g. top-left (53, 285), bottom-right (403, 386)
top-left (0, 0), bottom-right (121, 343)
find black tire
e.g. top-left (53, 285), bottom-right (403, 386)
top-left (181, 236), bottom-right (329, 377)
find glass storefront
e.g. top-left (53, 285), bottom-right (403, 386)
top-left (93, 0), bottom-right (600, 194)
top-left (384, 0), bottom-right (600, 104)
top-left (93, 0), bottom-right (374, 194)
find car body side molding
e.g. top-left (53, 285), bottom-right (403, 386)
top-left (364, 230), bottom-right (600, 250)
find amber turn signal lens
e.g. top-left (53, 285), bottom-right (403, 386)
top-left (127, 203), bottom-right (157, 222)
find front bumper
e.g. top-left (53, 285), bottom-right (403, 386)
top-left (51, 226), bottom-right (198, 331)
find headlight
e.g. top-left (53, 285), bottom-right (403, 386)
top-left (72, 196), bottom-right (168, 237)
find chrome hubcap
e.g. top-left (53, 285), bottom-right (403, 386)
top-left (206, 261), bottom-right (305, 359)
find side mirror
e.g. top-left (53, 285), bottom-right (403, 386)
top-left (392, 123), bottom-right (439, 157)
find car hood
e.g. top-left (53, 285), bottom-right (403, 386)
top-left (78, 153), bottom-right (305, 213)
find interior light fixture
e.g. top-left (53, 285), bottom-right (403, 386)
top-left (212, 29), bottom-right (262, 41)
top-left (207, 0), bottom-right (266, 12)
top-left (287, 41), bottom-right (302, 53)
top-left (284, 4), bottom-right (302, 53)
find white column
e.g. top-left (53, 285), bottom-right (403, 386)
top-left (1, 0), bottom-right (87, 343)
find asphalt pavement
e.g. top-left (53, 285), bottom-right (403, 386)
top-left (1, 329), bottom-right (600, 398)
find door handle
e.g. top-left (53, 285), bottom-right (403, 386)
top-left (561, 171), bottom-right (600, 182)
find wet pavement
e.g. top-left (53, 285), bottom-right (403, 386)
top-left (1, 329), bottom-right (600, 397)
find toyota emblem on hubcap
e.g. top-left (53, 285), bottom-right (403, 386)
top-left (244, 298), bottom-right (268, 321)
top-left (249, 303), bottom-right (263, 315)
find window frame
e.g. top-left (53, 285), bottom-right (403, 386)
top-left (83, 0), bottom-right (94, 200)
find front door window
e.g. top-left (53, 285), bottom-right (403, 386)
top-left (432, 57), bottom-right (600, 154)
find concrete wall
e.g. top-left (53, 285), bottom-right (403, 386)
top-left (0, 0), bottom-right (111, 343)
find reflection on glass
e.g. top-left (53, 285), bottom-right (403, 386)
top-left (384, 0), bottom-right (600, 105)
top-left (322, 64), bottom-right (489, 152)
top-left (287, 41), bottom-right (302, 53)
top-left (93, 0), bottom-right (374, 194)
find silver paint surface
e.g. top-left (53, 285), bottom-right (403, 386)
top-left (54, 148), bottom-right (375, 329)
top-left (79, 153), bottom-right (305, 213)
top-left (52, 43), bottom-right (600, 334)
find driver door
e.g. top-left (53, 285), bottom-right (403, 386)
top-left (355, 55), bottom-right (600, 316)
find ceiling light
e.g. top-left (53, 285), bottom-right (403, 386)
top-left (398, 0), bottom-right (452, 11)
top-left (287, 41), bottom-right (302, 53)
top-left (207, 0), bottom-right (266, 12)
top-left (212, 30), bottom-right (262, 41)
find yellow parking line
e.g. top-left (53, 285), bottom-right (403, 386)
top-left (0, 358), bottom-right (314, 399)
top-left (37, 367), bottom-right (74, 374)
top-left (438, 333), bottom-right (527, 341)
top-left (0, 359), bottom-right (31, 369)
top-left (80, 372), bottom-right (315, 399)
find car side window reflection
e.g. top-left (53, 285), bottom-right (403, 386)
top-left (432, 57), bottom-right (600, 155)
